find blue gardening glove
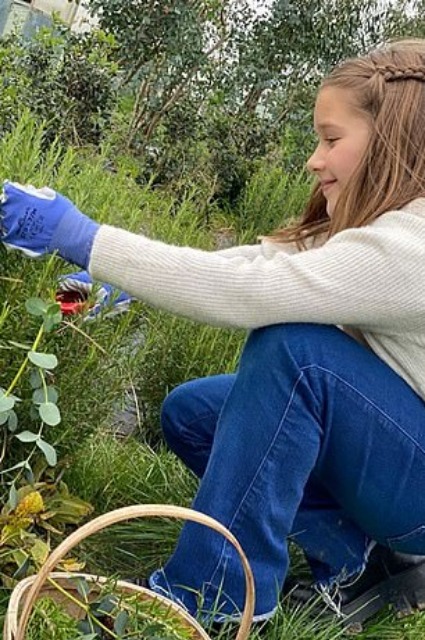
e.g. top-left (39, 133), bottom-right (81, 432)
top-left (57, 270), bottom-right (133, 319)
top-left (0, 181), bottom-right (99, 269)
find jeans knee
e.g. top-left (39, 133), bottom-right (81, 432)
top-left (161, 385), bottom-right (187, 449)
top-left (242, 323), bottom-right (346, 374)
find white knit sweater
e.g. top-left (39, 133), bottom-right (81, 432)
top-left (89, 198), bottom-right (425, 400)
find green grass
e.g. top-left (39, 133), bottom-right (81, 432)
top-left (1, 115), bottom-right (425, 639)
top-left (26, 598), bottom-right (81, 640)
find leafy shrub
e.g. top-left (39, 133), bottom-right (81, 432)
top-left (0, 116), bottom-right (243, 543)
top-left (234, 161), bottom-right (312, 239)
top-left (121, 103), bottom-right (282, 210)
top-left (0, 117), bottom-right (146, 584)
top-left (0, 22), bottom-right (119, 146)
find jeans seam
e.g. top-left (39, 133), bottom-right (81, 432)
top-left (204, 371), bottom-right (306, 594)
top-left (301, 364), bottom-right (425, 457)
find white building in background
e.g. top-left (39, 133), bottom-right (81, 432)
top-left (0, 0), bottom-right (94, 36)
top-left (32, 0), bottom-right (94, 30)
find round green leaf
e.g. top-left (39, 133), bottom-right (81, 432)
top-left (43, 313), bottom-right (63, 332)
top-left (30, 369), bottom-right (43, 389)
top-left (0, 394), bottom-right (14, 412)
top-left (16, 430), bottom-right (39, 443)
top-left (28, 351), bottom-right (58, 370)
top-left (32, 389), bottom-right (44, 405)
top-left (25, 298), bottom-right (48, 316)
top-left (95, 595), bottom-right (117, 615)
top-left (7, 410), bottom-right (18, 432)
top-left (36, 439), bottom-right (57, 466)
top-left (32, 386), bottom-right (58, 405)
top-left (39, 402), bottom-right (61, 426)
top-left (114, 610), bottom-right (129, 636)
top-left (46, 302), bottom-right (61, 316)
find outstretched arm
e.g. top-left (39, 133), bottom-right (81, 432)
top-left (3, 180), bottom-right (422, 333)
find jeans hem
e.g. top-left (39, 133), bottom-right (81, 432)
top-left (316, 539), bottom-right (376, 590)
top-left (149, 568), bottom-right (277, 623)
top-left (212, 606), bottom-right (278, 624)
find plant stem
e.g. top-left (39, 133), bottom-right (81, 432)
top-left (46, 577), bottom-right (120, 639)
top-left (41, 370), bottom-right (48, 403)
top-left (46, 577), bottom-right (89, 614)
top-left (6, 324), bottom-right (44, 396)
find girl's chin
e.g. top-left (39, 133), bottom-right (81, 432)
top-left (325, 193), bottom-right (339, 218)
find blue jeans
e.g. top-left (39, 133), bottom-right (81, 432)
top-left (149, 323), bottom-right (425, 621)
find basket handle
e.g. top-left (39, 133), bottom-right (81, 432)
top-left (14, 504), bottom-right (255, 640)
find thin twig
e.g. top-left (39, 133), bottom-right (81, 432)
top-left (46, 577), bottom-right (118, 639)
top-left (0, 276), bottom-right (23, 283)
top-left (58, 320), bottom-right (109, 356)
top-left (0, 425), bottom-right (8, 467)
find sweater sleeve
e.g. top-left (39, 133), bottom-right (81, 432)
top-left (89, 207), bottom-right (425, 332)
top-left (211, 239), bottom-right (300, 258)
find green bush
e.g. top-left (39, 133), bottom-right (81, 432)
top-left (0, 115), bottom-right (146, 454)
top-left (0, 22), bottom-right (118, 146)
top-left (0, 114), bottom-right (244, 513)
top-left (234, 162), bottom-right (312, 240)
top-left (0, 116), bottom-right (147, 583)
top-left (124, 105), bottom-right (283, 210)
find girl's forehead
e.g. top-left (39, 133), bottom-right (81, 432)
top-left (314, 86), bottom-right (366, 129)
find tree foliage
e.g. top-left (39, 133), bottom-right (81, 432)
top-left (87, 0), bottom-right (420, 136)
top-left (2, 1), bottom-right (423, 203)
top-left (85, 0), bottom-right (425, 204)
top-left (0, 21), bottom-right (118, 145)
top-left (88, 0), bottom-right (236, 144)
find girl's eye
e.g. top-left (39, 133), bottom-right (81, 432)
top-left (325, 138), bottom-right (339, 146)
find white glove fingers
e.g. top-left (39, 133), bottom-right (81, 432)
top-left (7, 182), bottom-right (56, 200)
top-left (3, 242), bottom-right (43, 259)
top-left (57, 279), bottom-right (92, 294)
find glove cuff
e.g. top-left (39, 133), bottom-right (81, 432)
top-left (50, 204), bottom-right (100, 269)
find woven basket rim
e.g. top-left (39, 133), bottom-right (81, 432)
top-left (3, 504), bottom-right (255, 640)
top-left (4, 571), bottom-right (210, 640)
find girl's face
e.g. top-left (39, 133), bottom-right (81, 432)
top-left (306, 86), bottom-right (372, 217)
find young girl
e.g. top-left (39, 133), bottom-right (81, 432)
top-left (2, 38), bottom-right (425, 628)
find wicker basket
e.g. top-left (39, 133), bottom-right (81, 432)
top-left (4, 504), bottom-right (255, 640)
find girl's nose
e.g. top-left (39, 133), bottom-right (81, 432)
top-left (306, 145), bottom-right (325, 174)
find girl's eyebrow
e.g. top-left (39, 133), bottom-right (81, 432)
top-left (315, 121), bottom-right (344, 132)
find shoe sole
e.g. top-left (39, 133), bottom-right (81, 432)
top-left (342, 563), bottom-right (425, 630)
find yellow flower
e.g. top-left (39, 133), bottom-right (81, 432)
top-left (15, 491), bottom-right (45, 517)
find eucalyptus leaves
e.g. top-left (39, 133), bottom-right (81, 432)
top-left (29, 577), bottom-right (195, 640)
top-left (1, 297), bottom-right (63, 506)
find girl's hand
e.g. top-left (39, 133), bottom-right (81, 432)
top-left (57, 270), bottom-right (134, 319)
top-left (0, 181), bottom-right (99, 269)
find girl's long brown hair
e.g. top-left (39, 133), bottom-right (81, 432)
top-left (269, 39), bottom-right (425, 248)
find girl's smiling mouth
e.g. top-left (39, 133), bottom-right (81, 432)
top-left (320, 179), bottom-right (337, 192)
